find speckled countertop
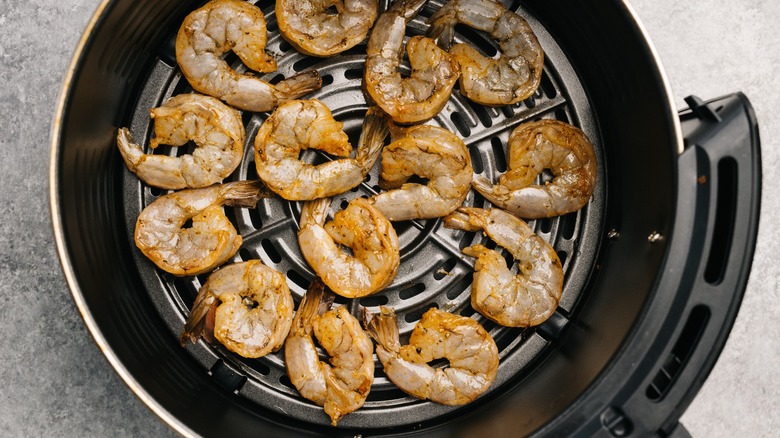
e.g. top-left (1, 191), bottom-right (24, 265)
top-left (1, 0), bottom-right (777, 436)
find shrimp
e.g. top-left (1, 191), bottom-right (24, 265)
top-left (285, 278), bottom-right (374, 425)
top-left (364, 0), bottom-right (460, 124)
top-left (444, 207), bottom-right (563, 327)
top-left (116, 94), bottom-right (244, 190)
top-left (297, 197), bottom-right (400, 298)
top-left (176, 0), bottom-right (322, 112)
top-left (254, 100), bottom-right (390, 200)
top-left (368, 123), bottom-right (472, 221)
top-left (276, 0), bottom-right (378, 57)
top-left (180, 260), bottom-right (294, 358)
top-left (364, 306), bottom-right (498, 405)
top-left (134, 180), bottom-right (272, 276)
top-left (471, 119), bottom-right (597, 219)
top-left (427, 0), bottom-right (544, 106)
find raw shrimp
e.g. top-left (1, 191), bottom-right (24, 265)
top-left (176, 0), bottom-right (322, 112)
top-left (116, 94), bottom-right (244, 190)
top-left (285, 278), bottom-right (374, 425)
top-left (471, 119), bottom-right (597, 219)
top-left (254, 100), bottom-right (389, 200)
top-left (297, 197), bottom-right (399, 298)
top-left (444, 207), bottom-right (563, 327)
top-left (276, 0), bottom-right (378, 57)
top-left (364, 306), bottom-right (498, 405)
top-left (134, 180), bottom-right (272, 276)
top-left (364, 0), bottom-right (460, 124)
top-left (369, 123), bottom-right (472, 221)
top-left (180, 260), bottom-right (294, 358)
top-left (427, 0), bottom-right (544, 106)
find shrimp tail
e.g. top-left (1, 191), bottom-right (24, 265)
top-left (356, 107), bottom-right (390, 173)
top-left (426, 1), bottom-right (457, 50)
top-left (116, 128), bottom-right (144, 171)
top-left (181, 290), bottom-right (218, 347)
top-left (275, 70), bottom-right (323, 101)
top-left (363, 306), bottom-right (401, 353)
top-left (219, 180), bottom-right (275, 207)
top-left (300, 197), bottom-right (332, 228)
top-left (396, 0), bottom-right (427, 20)
top-left (292, 278), bottom-right (332, 334)
top-left (316, 280), bottom-right (336, 315)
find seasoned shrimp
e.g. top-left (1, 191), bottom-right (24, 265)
top-left (180, 260), bottom-right (294, 358)
top-left (298, 197), bottom-right (400, 297)
top-left (116, 94), bottom-right (244, 190)
top-left (177, 0), bottom-right (322, 112)
top-left (135, 180), bottom-right (271, 276)
top-left (276, 0), bottom-right (378, 57)
top-left (444, 207), bottom-right (563, 327)
top-left (285, 278), bottom-right (374, 425)
top-left (364, 306), bottom-right (498, 405)
top-left (369, 123), bottom-right (472, 221)
top-left (254, 101), bottom-right (389, 200)
top-left (364, 0), bottom-right (460, 124)
top-left (427, 0), bottom-right (544, 106)
top-left (471, 119), bottom-right (597, 219)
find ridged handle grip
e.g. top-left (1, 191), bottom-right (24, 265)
top-left (588, 93), bottom-right (761, 438)
top-left (663, 92), bottom-right (761, 435)
top-left (607, 93), bottom-right (762, 438)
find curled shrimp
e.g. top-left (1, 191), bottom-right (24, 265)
top-left (285, 278), bottom-right (374, 425)
top-left (364, 306), bottom-right (498, 405)
top-left (298, 197), bottom-right (400, 298)
top-left (176, 0), bottom-right (322, 112)
top-left (180, 260), bottom-right (294, 358)
top-left (471, 119), bottom-right (597, 219)
top-left (117, 94), bottom-right (244, 190)
top-left (368, 123), bottom-right (472, 221)
top-left (276, 0), bottom-right (378, 57)
top-left (254, 100), bottom-right (389, 200)
top-left (134, 180), bottom-right (271, 276)
top-left (444, 207), bottom-right (563, 327)
top-left (427, 0), bottom-right (544, 106)
top-left (364, 0), bottom-right (460, 124)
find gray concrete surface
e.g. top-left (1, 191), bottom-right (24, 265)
top-left (0, 0), bottom-right (777, 436)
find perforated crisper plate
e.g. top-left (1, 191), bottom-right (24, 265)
top-left (120, 0), bottom-right (605, 429)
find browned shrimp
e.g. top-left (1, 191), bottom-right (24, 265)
top-left (180, 260), bottom-right (294, 359)
top-left (276, 0), bottom-right (379, 56)
top-left (254, 101), bottom-right (389, 200)
top-left (364, 0), bottom-right (460, 124)
top-left (368, 123), bottom-right (472, 221)
top-left (116, 93), bottom-right (244, 190)
top-left (444, 207), bottom-right (563, 327)
top-left (471, 119), bottom-right (597, 219)
top-left (297, 197), bottom-right (400, 297)
top-left (365, 306), bottom-right (498, 405)
top-left (134, 181), bottom-right (271, 276)
top-left (176, 0), bottom-right (322, 112)
top-left (285, 279), bottom-right (374, 425)
top-left (428, 0), bottom-right (544, 106)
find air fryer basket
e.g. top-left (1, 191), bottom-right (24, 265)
top-left (50, 0), bottom-right (761, 437)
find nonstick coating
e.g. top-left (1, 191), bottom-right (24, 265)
top-left (51, 0), bottom-right (681, 436)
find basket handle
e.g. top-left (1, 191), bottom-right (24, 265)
top-left (614, 93), bottom-right (761, 437)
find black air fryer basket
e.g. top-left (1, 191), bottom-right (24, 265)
top-left (50, 0), bottom-right (761, 436)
